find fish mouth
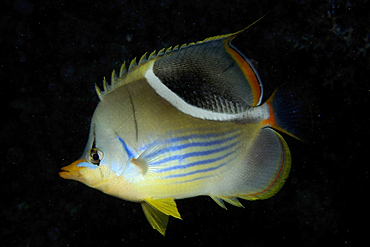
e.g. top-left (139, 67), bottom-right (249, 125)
top-left (59, 169), bottom-right (71, 179)
top-left (58, 159), bottom-right (87, 179)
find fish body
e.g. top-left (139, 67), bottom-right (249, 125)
top-left (59, 19), bottom-right (309, 235)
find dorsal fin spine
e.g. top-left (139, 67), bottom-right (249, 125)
top-left (148, 50), bottom-right (157, 60)
top-left (111, 70), bottom-right (117, 86)
top-left (128, 57), bottom-right (137, 71)
top-left (138, 52), bottom-right (147, 65)
top-left (165, 46), bottom-right (172, 55)
top-left (95, 83), bottom-right (102, 99)
top-left (103, 77), bottom-right (108, 92)
top-left (157, 48), bottom-right (166, 56)
top-left (119, 61), bottom-right (127, 78)
top-left (180, 44), bottom-right (187, 49)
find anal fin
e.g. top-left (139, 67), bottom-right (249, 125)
top-left (222, 197), bottom-right (244, 208)
top-left (210, 195), bottom-right (227, 209)
top-left (141, 198), bottom-right (182, 235)
top-left (210, 196), bottom-right (244, 209)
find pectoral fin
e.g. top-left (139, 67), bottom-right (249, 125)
top-left (141, 198), bottom-right (182, 235)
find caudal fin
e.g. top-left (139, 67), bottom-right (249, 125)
top-left (264, 84), bottom-right (312, 142)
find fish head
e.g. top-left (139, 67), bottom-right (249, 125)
top-left (59, 101), bottom-right (132, 192)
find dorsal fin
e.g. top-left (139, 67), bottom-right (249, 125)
top-left (95, 14), bottom-right (266, 100)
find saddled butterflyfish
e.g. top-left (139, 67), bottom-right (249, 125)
top-left (59, 19), bottom-right (310, 235)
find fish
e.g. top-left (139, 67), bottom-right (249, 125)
top-left (59, 18), bottom-right (309, 235)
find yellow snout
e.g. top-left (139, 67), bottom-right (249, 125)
top-left (59, 159), bottom-right (87, 180)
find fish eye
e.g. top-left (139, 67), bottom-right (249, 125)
top-left (88, 148), bottom-right (103, 166)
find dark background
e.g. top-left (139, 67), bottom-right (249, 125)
top-left (1, 0), bottom-right (368, 246)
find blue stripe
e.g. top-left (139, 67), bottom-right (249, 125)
top-left (145, 133), bottom-right (239, 160)
top-left (163, 130), bottom-right (236, 144)
top-left (170, 174), bottom-right (214, 184)
top-left (139, 131), bottom-right (236, 152)
top-left (167, 155), bottom-right (238, 184)
top-left (157, 150), bottom-right (236, 173)
top-left (150, 141), bottom-right (238, 166)
top-left (117, 136), bottom-right (135, 159)
top-left (164, 161), bottom-right (228, 179)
